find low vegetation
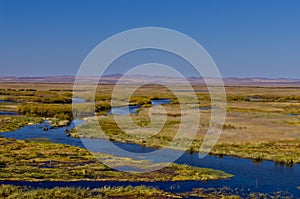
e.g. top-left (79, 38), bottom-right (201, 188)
top-left (0, 184), bottom-right (294, 199)
top-left (0, 184), bottom-right (179, 199)
top-left (0, 138), bottom-right (232, 182)
top-left (180, 187), bottom-right (295, 199)
top-left (2, 83), bottom-right (300, 165)
top-left (0, 116), bottom-right (43, 132)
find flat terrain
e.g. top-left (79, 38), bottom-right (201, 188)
top-left (1, 82), bottom-right (300, 164)
top-left (0, 80), bottom-right (300, 198)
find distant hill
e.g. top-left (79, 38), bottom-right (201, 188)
top-left (1, 75), bottom-right (300, 87)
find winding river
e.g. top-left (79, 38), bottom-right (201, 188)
top-left (0, 99), bottom-right (299, 197)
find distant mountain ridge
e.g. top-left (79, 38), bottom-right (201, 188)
top-left (1, 75), bottom-right (300, 86)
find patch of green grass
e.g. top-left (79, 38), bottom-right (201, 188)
top-left (0, 138), bottom-right (232, 182)
top-left (180, 186), bottom-right (294, 199)
top-left (73, 113), bottom-right (300, 164)
top-left (212, 141), bottom-right (300, 164)
top-left (0, 184), bottom-right (181, 199)
top-left (0, 116), bottom-right (44, 132)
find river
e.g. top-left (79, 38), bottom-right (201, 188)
top-left (0, 98), bottom-right (299, 197)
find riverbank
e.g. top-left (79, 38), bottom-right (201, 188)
top-left (0, 115), bottom-right (44, 132)
top-left (0, 137), bottom-right (232, 182)
top-left (1, 113), bottom-right (299, 165)
top-left (72, 115), bottom-right (300, 165)
top-left (0, 184), bottom-right (180, 199)
top-left (0, 183), bottom-right (296, 199)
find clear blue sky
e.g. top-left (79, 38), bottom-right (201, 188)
top-left (0, 0), bottom-right (299, 78)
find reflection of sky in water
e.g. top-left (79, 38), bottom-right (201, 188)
top-left (108, 99), bottom-right (171, 116)
top-left (108, 105), bottom-right (140, 115)
top-left (0, 111), bottom-right (18, 115)
top-left (72, 98), bottom-right (86, 103)
top-left (151, 99), bottom-right (171, 106)
top-left (1, 97), bottom-right (300, 196)
top-left (1, 119), bottom-right (300, 196)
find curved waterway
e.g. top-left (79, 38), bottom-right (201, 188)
top-left (1, 120), bottom-right (299, 197)
top-left (0, 98), bottom-right (299, 197)
top-left (108, 99), bottom-right (171, 115)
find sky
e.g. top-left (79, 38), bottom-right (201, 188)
top-left (0, 0), bottom-right (300, 78)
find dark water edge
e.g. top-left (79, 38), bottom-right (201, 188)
top-left (0, 97), bottom-right (299, 197)
top-left (0, 111), bottom-right (18, 115)
top-left (108, 99), bottom-right (171, 115)
top-left (0, 179), bottom-right (297, 198)
top-left (1, 121), bottom-right (299, 197)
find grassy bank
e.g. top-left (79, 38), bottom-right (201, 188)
top-left (73, 112), bottom-right (300, 164)
top-left (0, 116), bottom-right (44, 132)
top-left (0, 184), bottom-right (179, 199)
top-left (2, 83), bottom-right (300, 165)
top-left (1, 184), bottom-right (293, 199)
top-left (0, 138), bottom-right (232, 182)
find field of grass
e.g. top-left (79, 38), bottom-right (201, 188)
top-left (0, 137), bottom-right (232, 182)
top-left (0, 82), bottom-right (300, 198)
top-left (1, 184), bottom-right (292, 199)
top-left (71, 84), bottom-right (300, 164)
top-left (0, 116), bottom-right (44, 132)
top-left (1, 82), bottom-right (300, 165)
top-left (0, 184), bottom-right (180, 199)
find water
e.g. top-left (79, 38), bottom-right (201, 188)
top-left (287, 113), bottom-right (299, 116)
top-left (108, 105), bottom-right (140, 115)
top-left (72, 98), bottom-right (86, 104)
top-left (0, 111), bottom-right (18, 115)
top-left (0, 99), bottom-right (18, 115)
top-left (1, 120), bottom-right (85, 147)
top-left (108, 99), bottom-right (171, 115)
top-left (1, 122), bottom-right (299, 197)
top-left (0, 98), bottom-right (299, 197)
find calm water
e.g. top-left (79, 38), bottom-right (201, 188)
top-left (72, 98), bottom-right (86, 104)
top-left (0, 111), bottom-right (18, 115)
top-left (1, 121), bottom-right (299, 197)
top-left (0, 98), bottom-right (299, 197)
top-left (108, 99), bottom-right (171, 115)
top-left (0, 100), bottom-right (18, 115)
top-left (108, 105), bottom-right (141, 115)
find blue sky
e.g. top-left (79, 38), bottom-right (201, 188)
top-left (0, 0), bottom-right (299, 78)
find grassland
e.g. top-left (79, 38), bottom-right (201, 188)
top-left (0, 137), bottom-right (232, 182)
top-left (1, 82), bottom-right (300, 165)
top-left (0, 184), bottom-right (180, 199)
top-left (0, 82), bottom-right (299, 198)
top-left (73, 84), bottom-right (300, 164)
top-left (1, 184), bottom-right (292, 199)
top-left (0, 115), bottom-right (44, 132)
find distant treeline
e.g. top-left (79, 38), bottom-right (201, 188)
top-left (227, 94), bottom-right (300, 102)
top-left (0, 89), bottom-right (72, 104)
top-left (17, 102), bottom-right (113, 120)
top-left (17, 104), bottom-right (73, 120)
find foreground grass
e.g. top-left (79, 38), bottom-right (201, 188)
top-left (211, 141), bottom-right (300, 165)
top-left (1, 184), bottom-right (293, 199)
top-left (73, 115), bottom-right (300, 164)
top-left (180, 187), bottom-right (295, 199)
top-left (0, 138), bottom-right (232, 182)
top-left (0, 184), bottom-right (179, 199)
top-left (0, 116), bottom-right (43, 132)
